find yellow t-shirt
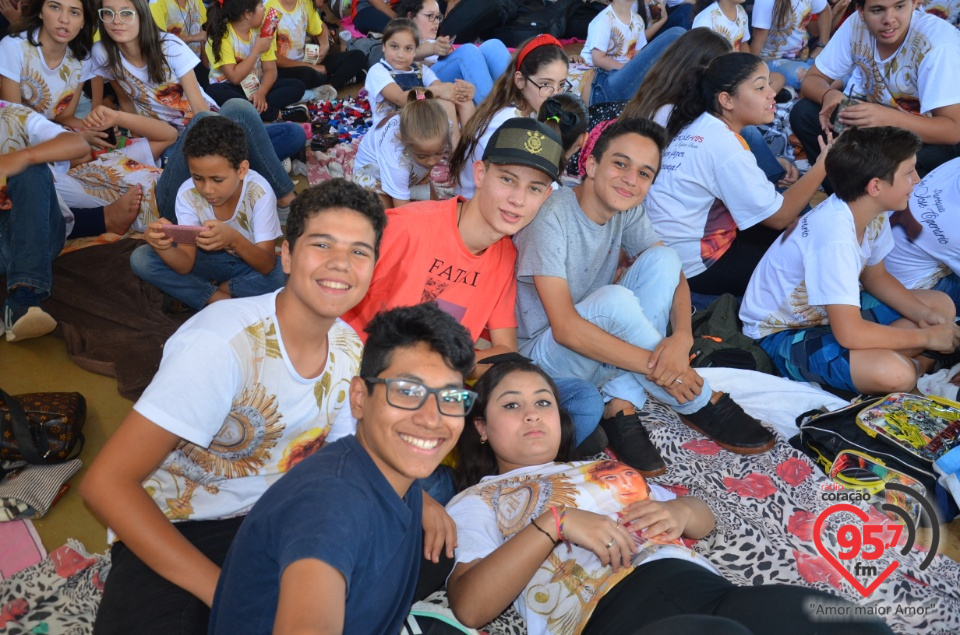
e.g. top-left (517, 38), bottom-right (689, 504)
top-left (149, 0), bottom-right (208, 57)
top-left (265, 0), bottom-right (323, 62)
top-left (206, 23), bottom-right (277, 84)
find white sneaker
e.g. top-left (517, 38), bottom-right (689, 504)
top-left (315, 85), bottom-right (338, 102)
top-left (282, 157), bottom-right (292, 174)
top-left (3, 303), bottom-right (57, 342)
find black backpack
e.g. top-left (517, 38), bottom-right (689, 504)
top-left (688, 294), bottom-right (776, 374)
top-left (498, 0), bottom-right (578, 47)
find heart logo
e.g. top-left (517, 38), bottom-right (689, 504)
top-left (813, 503), bottom-right (899, 597)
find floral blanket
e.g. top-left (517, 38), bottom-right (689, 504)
top-left (468, 398), bottom-right (960, 634)
top-left (0, 540), bottom-right (108, 634)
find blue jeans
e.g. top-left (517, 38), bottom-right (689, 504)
top-left (659, 2), bottom-right (693, 33)
top-left (130, 245), bottom-right (287, 310)
top-left (766, 57), bottom-right (815, 90)
top-left (590, 27), bottom-right (685, 104)
top-left (156, 99), bottom-right (296, 220)
top-left (933, 273), bottom-right (960, 315)
top-left (0, 165), bottom-right (66, 298)
top-left (554, 377), bottom-right (604, 445)
top-left (740, 125), bottom-right (785, 184)
top-left (431, 40), bottom-right (511, 105)
top-left (525, 247), bottom-right (712, 414)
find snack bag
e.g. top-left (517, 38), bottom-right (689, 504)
top-left (260, 7), bottom-right (280, 39)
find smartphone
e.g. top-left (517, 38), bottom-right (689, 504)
top-left (830, 97), bottom-right (859, 134)
top-left (160, 224), bottom-right (206, 244)
top-left (104, 126), bottom-right (118, 146)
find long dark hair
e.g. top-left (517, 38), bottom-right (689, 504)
top-left (205, 0), bottom-right (261, 64)
top-left (538, 93), bottom-right (588, 155)
top-left (454, 361), bottom-right (578, 492)
top-left (448, 37), bottom-right (567, 184)
top-left (12, 0), bottom-right (96, 61)
top-left (619, 28), bottom-right (731, 123)
top-left (98, 0), bottom-right (171, 85)
top-left (666, 52), bottom-right (764, 141)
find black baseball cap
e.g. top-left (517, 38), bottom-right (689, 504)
top-left (482, 118), bottom-right (563, 182)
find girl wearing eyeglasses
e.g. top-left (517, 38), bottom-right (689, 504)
top-left (448, 34), bottom-right (569, 199)
top-left (397, 0), bottom-right (510, 105)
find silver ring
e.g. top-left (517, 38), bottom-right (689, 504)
top-left (674, 378), bottom-right (683, 384)
top-left (605, 539), bottom-right (616, 549)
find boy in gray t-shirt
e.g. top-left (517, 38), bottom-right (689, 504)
top-left (514, 119), bottom-right (775, 475)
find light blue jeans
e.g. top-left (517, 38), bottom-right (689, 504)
top-left (526, 246), bottom-right (712, 414)
top-left (431, 40), bottom-right (511, 105)
top-left (130, 245), bottom-right (287, 310)
top-left (766, 57), bottom-right (815, 90)
top-left (0, 165), bottom-right (65, 298)
top-left (156, 99), bottom-right (297, 219)
top-left (590, 27), bottom-right (685, 105)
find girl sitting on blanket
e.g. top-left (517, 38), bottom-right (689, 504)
top-left (353, 88), bottom-right (450, 209)
top-left (446, 359), bottom-right (893, 635)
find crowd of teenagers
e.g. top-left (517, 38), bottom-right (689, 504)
top-left (1, 0), bottom-right (960, 631)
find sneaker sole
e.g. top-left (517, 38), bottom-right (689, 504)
top-left (6, 307), bottom-right (57, 342)
top-left (679, 416), bottom-right (777, 455)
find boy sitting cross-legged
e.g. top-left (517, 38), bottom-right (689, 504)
top-left (130, 116), bottom-right (286, 310)
top-left (740, 126), bottom-right (960, 395)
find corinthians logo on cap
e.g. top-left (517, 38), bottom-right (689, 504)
top-left (524, 131), bottom-right (546, 155)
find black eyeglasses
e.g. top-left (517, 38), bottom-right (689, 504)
top-left (524, 76), bottom-right (573, 97)
top-left (98, 8), bottom-right (137, 23)
top-left (417, 11), bottom-right (443, 22)
top-left (363, 378), bottom-right (477, 416)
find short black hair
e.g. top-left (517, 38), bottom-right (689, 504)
top-left (183, 116), bottom-right (247, 169)
top-left (591, 117), bottom-right (667, 167)
top-left (826, 127), bottom-right (921, 202)
top-left (284, 179), bottom-right (387, 256)
top-left (360, 304), bottom-right (475, 382)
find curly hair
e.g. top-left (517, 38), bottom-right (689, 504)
top-left (183, 115), bottom-right (248, 168)
top-left (284, 179), bottom-right (388, 256)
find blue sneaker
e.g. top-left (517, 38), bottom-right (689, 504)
top-left (2, 290), bottom-right (57, 342)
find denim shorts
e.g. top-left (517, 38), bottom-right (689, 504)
top-left (758, 291), bottom-right (901, 393)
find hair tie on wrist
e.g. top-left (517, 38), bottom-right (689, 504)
top-left (515, 34), bottom-right (563, 72)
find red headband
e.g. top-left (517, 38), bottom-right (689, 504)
top-left (515, 34), bottom-right (563, 72)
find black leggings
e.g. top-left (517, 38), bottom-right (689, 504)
top-left (205, 77), bottom-right (305, 122)
top-left (277, 49), bottom-right (367, 90)
top-left (687, 223), bottom-right (783, 297)
top-left (583, 559), bottom-right (893, 635)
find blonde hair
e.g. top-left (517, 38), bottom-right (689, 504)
top-left (399, 89), bottom-right (449, 147)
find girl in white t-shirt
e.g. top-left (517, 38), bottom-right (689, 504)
top-left (364, 18), bottom-right (474, 145)
top-left (446, 360), bottom-right (880, 635)
top-left (204, 0), bottom-right (305, 122)
top-left (751, 0), bottom-right (832, 88)
top-left (448, 34), bottom-right (569, 198)
top-left (0, 0), bottom-right (94, 129)
top-left (582, 0), bottom-right (680, 104)
top-left (645, 52), bottom-right (831, 296)
top-left (354, 88), bottom-right (450, 209)
top-left (149, 0), bottom-right (209, 84)
top-left (91, 0), bottom-right (217, 132)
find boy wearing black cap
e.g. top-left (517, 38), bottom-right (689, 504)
top-left (514, 118), bottom-right (776, 477)
top-left (343, 116), bottom-right (563, 365)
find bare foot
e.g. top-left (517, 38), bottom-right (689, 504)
top-left (277, 192), bottom-right (296, 208)
top-left (104, 184), bottom-right (142, 235)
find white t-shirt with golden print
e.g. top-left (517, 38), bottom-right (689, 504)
top-left (174, 170), bottom-right (282, 245)
top-left (740, 195), bottom-right (894, 339)
top-left (692, 2), bottom-right (751, 51)
top-left (0, 30), bottom-right (88, 119)
top-left (133, 291), bottom-right (363, 523)
top-left (448, 461), bottom-right (715, 635)
top-left (814, 9), bottom-right (960, 114)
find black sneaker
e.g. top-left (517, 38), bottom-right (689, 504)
top-left (680, 393), bottom-right (776, 454)
top-left (599, 410), bottom-right (666, 477)
top-left (280, 105), bottom-right (309, 123)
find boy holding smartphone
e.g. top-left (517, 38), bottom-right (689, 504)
top-left (130, 116), bottom-right (286, 310)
